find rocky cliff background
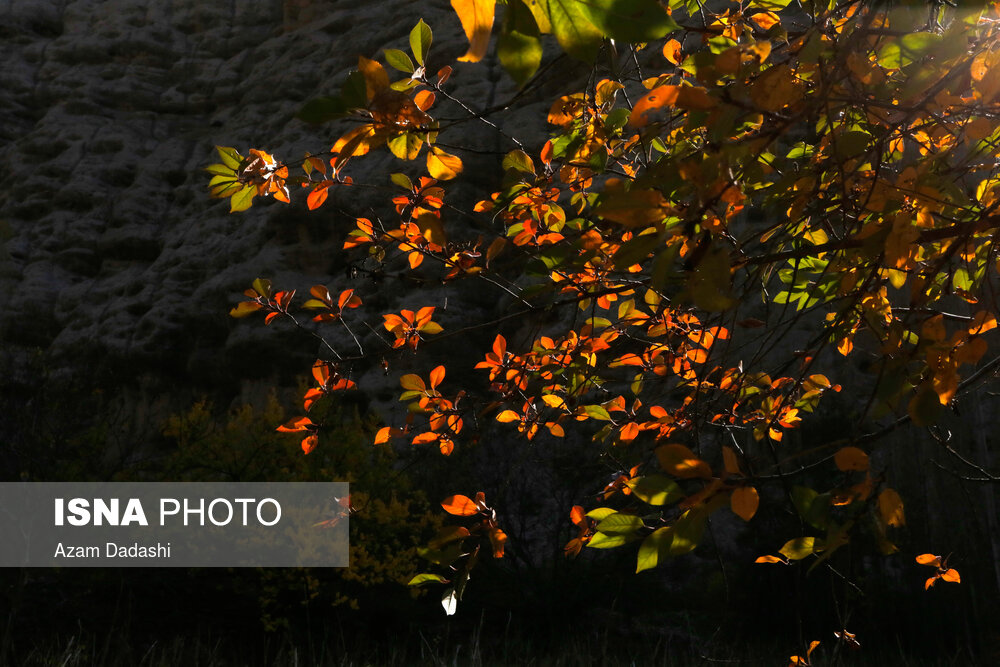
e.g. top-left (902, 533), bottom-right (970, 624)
top-left (0, 0), bottom-right (562, 450)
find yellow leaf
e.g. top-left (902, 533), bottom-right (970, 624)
top-left (731, 487), bottom-right (759, 521)
top-left (427, 147), bottom-right (463, 180)
top-left (834, 446), bottom-right (869, 472)
top-left (878, 488), bottom-right (905, 527)
top-left (451, 0), bottom-right (495, 63)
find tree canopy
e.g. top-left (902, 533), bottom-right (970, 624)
top-left (210, 0), bottom-right (1000, 660)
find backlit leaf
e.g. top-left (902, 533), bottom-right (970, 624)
top-left (656, 444), bottom-right (712, 479)
top-left (576, 0), bottom-right (679, 43)
top-left (636, 527), bottom-right (672, 573)
top-left (498, 0), bottom-right (542, 85)
top-left (229, 184), bottom-right (256, 212)
top-left (452, 0), bottom-right (496, 63)
top-left (878, 488), bottom-right (905, 527)
top-left (731, 487), bottom-right (759, 521)
top-left (538, 0), bottom-right (603, 62)
top-left (410, 19), bottom-right (433, 66)
top-left (427, 147), bottom-right (463, 180)
top-left (779, 537), bottom-right (817, 560)
top-left (626, 475), bottom-right (683, 506)
top-left (408, 573), bottom-right (448, 586)
top-left (441, 495), bottom-right (479, 516)
top-left (596, 512), bottom-right (643, 535)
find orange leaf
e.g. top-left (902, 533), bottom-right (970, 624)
top-left (941, 568), bottom-right (961, 584)
top-left (969, 311), bottom-right (997, 335)
top-left (628, 85), bottom-right (680, 127)
top-left (619, 422), bottom-right (639, 442)
top-left (750, 10), bottom-right (779, 30)
top-left (439, 439), bottom-right (455, 456)
top-left (412, 431), bottom-right (439, 445)
top-left (662, 39), bottom-right (682, 65)
top-left (834, 446), bottom-right (869, 472)
top-left (307, 183), bottom-right (330, 210)
top-left (442, 494), bottom-right (479, 516)
top-left (277, 417), bottom-right (313, 433)
top-left (755, 555), bottom-right (786, 564)
top-left (489, 527), bottom-right (507, 558)
top-left (414, 90), bottom-right (436, 111)
top-left (451, 0), bottom-right (495, 63)
top-left (628, 85), bottom-right (715, 127)
top-left (496, 410), bottom-right (520, 423)
top-left (429, 365), bottom-right (446, 389)
top-left (374, 426), bottom-right (392, 444)
top-left (731, 487), bottom-right (759, 521)
top-left (301, 434), bottom-right (318, 455)
top-left (916, 553), bottom-right (941, 567)
top-left (656, 444), bottom-right (712, 479)
top-left (570, 505), bottom-right (586, 526)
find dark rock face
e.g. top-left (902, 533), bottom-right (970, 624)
top-left (0, 0), bottom-right (537, 389)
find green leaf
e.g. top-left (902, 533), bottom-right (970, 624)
top-left (582, 404), bottom-right (612, 421)
top-left (779, 537), bottom-right (818, 560)
top-left (877, 33), bottom-right (943, 69)
top-left (576, 0), bottom-right (679, 43)
top-left (626, 475), bottom-right (683, 506)
top-left (215, 146), bottom-right (243, 171)
top-left (586, 507), bottom-right (616, 520)
top-left (791, 486), bottom-right (830, 530)
top-left (668, 509), bottom-right (706, 555)
top-left (340, 70), bottom-right (368, 110)
top-left (205, 163), bottom-right (236, 177)
top-left (538, 0), bottom-right (603, 62)
top-left (636, 527), bottom-right (672, 573)
top-left (502, 149), bottom-right (535, 174)
top-left (587, 530), bottom-right (633, 548)
top-left (229, 184), bottom-right (256, 213)
top-left (408, 573), bottom-right (448, 586)
top-left (390, 172), bottom-right (414, 190)
top-left (384, 48), bottom-right (415, 73)
top-left (498, 0), bottom-right (542, 86)
top-left (297, 96), bottom-right (347, 124)
top-left (596, 512), bottom-right (644, 535)
top-left (604, 107), bottom-right (631, 132)
top-left (749, 0), bottom-right (791, 9)
top-left (410, 19), bottom-right (433, 66)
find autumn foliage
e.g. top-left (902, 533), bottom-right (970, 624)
top-left (210, 0), bottom-right (1000, 658)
